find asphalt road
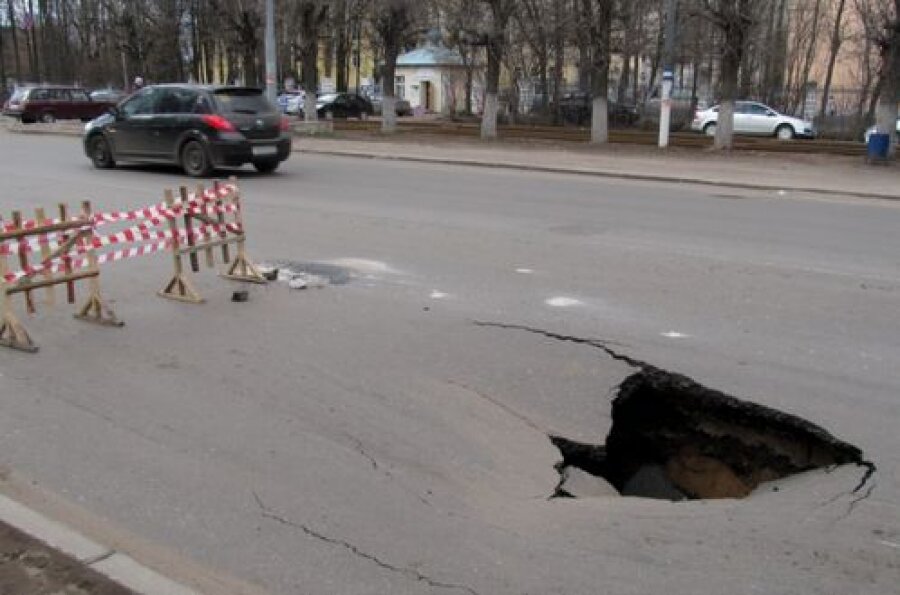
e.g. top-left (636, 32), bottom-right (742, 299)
top-left (1, 132), bottom-right (898, 594)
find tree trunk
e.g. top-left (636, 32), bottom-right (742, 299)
top-left (335, 0), bottom-right (348, 92)
top-left (818, 0), bottom-right (846, 121)
top-left (876, 8), bottom-right (900, 157)
top-left (551, 0), bottom-right (564, 124)
top-left (797, 0), bottom-right (822, 115)
top-left (590, 0), bottom-right (612, 144)
top-left (481, 2), bottom-right (510, 140)
top-left (382, 52), bottom-right (398, 132)
top-left (715, 31), bottom-right (743, 150)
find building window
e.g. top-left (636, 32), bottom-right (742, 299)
top-left (395, 76), bottom-right (405, 100)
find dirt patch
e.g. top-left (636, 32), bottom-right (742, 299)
top-left (553, 369), bottom-right (872, 500)
top-left (0, 519), bottom-right (133, 594)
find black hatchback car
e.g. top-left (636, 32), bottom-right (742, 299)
top-left (83, 84), bottom-right (291, 176)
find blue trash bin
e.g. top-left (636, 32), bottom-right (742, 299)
top-left (867, 133), bottom-right (891, 161)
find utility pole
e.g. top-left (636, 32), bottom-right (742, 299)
top-left (264, 0), bottom-right (277, 103)
top-left (658, 0), bottom-right (677, 148)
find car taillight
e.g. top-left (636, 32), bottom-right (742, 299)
top-left (202, 114), bottom-right (235, 132)
top-left (280, 116), bottom-right (291, 132)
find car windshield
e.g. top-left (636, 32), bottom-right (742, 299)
top-left (11, 88), bottom-right (28, 101)
top-left (214, 89), bottom-right (274, 115)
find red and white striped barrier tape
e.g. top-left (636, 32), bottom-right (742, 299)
top-left (1, 186), bottom-right (239, 258)
top-left (2, 221), bottom-right (243, 283)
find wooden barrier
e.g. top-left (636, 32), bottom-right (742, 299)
top-left (0, 201), bottom-right (121, 353)
top-left (158, 177), bottom-right (265, 304)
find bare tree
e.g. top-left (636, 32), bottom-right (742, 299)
top-left (583, 0), bottom-right (613, 144)
top-left (479, 0), bottom-right (515, 138)
top-left (294, 1), bottom-right (328, 121)
top-left (819, 0), bottom-right (849, 120)
top-left (373, 0), bottom-right (417, 132)
top-left (693, 0), bottom-right (756, 149)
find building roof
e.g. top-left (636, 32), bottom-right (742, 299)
top-left (397, 43), bottom-right (464, 68)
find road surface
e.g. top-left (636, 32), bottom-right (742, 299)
top-left (1, 132), bottom-right (898, 594)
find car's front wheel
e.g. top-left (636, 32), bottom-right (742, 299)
top-left (703, 123), bottom-right (717, 137)
top-left (181, 140), bottom-right (213, 177)
top-left (775, 124), bottom-right (795, 140)
top-left (89, 135), bottom-right (116, 169)
top-left (40, 112), bottom-right (56, 123)
top-left (253, 160), bottom-right (280, 174)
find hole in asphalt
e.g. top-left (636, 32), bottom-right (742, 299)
top-left (260, 260), bottom-right (353, 286)
top-left (552, 369), bottom-right (870, 501)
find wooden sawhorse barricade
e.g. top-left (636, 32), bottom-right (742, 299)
top-left (158, 178), bottom-right (265, 303)
top-left (0, 201), bottom-right (121, 353)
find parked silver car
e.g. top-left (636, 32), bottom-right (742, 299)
top-left (692, 101), bottom-right (815, 140)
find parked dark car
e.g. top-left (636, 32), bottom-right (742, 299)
top-left (3, 86), bottom-right (115, 123)
top-left (555, 92), bottom-right (639, 127)
top-left (300, 92), bottom-right (374, 119)
top-left (371, 96), bottom-right (413, 117)
top-left (83, 84), bottom-right (291, 176)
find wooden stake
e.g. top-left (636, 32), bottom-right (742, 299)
top-left (0, 244), bottom-right (37, 352)
top-left (181, 186), bottom-right (200, 273)
top-left (158, 189), bottom-right (204, 304)
top-left (34, 208), bottom-right (55, 307)
top-left (213, 181), bottom-right (230, 264)
top-left (58, 203), bottom-right (76, 305)
top-left (74, 201), bottom-right (122, 327)
top-left (221, 179), bottom-right (265, 284)
top-left (11, 211), bottom-right (35, 314)
top-left (199, 184), bottom-right (215, 269)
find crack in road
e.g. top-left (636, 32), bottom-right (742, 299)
top-left (472, 321), bottom-right (650, 369)
top-left (252, 492), bottom-right (481, 595)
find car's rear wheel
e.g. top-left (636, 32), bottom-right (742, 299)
top-left (253, 160), bottom-right (280, 174)
top-left (40, 112), bottom-right (56, 123)
top-left (89, 135), bottom-right (115, 169)
top-left (703, 123), bottom-right (717, 137)
top-left (181, 140), bottom-right (212, 177)
top-left (775, 124), bottom-right (795, 140)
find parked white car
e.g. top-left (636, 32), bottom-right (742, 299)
top-left (863, 119), bottom-right (900, 143)
top-left (692, 101), bottom-right (815, 140)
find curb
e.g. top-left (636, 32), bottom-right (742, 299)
top-left (296, 148), bottom-right (900, 202)
top-left (0, 492), bottom-right (200, 594)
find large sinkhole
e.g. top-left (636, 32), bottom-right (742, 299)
top-left (552, 369), bottom-right (871, 501)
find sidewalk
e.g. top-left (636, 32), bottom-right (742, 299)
top-left (298, 135), bottom-right (899, 200)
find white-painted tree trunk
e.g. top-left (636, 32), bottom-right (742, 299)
top-left (591, 97), bottom-right (609, 144)
top-left (875, 98), bottom-right (897, 157)
top-left (715, 99), bottom-right (735, 150)
top-left (304, 92), bottom-right (317, 122)
top-left (382, 96), bottom-right (397, 133)
top-left (481, 93), bottom-right (499, 139)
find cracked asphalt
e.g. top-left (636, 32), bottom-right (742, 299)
top-left (0, 132), bottom-right (899, 594)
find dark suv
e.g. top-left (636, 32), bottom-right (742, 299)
top-left (3, 86), bottom-right (114, 123)
top-left (83, 84), bottom-right (291, 176)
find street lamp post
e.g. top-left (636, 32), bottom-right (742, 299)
top-left (264, 0), bottom-right (277, 103)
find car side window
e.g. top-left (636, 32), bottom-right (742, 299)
top-left (747, 104), bottom-right (769, 115)
top-left (120, 88), bottom-right (156, 117)
top-left (31, 89), bottom-right (49, 101)
top-left (156, 88), bottom-right (202, 114)
top-left (71, 90), bottom-right (90, 102)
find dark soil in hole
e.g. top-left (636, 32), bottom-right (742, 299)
top-left (552, 369), bottom-right (871, 501)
